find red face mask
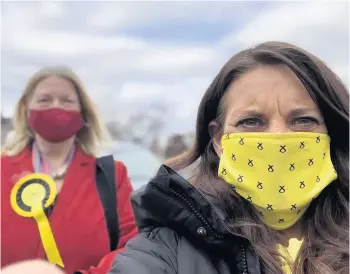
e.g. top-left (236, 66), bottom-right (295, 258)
top-left (29, 108), bottom-right (84, 143)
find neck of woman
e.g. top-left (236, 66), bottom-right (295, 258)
top-left (35, 135), bottom-right (75, 171)
top-left (277, 222), bottom-right (303, 247)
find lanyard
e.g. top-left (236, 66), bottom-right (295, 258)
top-left (32, 142), bottom-right (75, 177)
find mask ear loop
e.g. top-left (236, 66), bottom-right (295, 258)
top-left (208, 118), bottom-right (224, 152)
top-left (83, 117), bottom-right (89, 128)
top-left (205, 119), bottom-right (223, 173)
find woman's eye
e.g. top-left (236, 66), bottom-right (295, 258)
top-left (37, 98), bottom-right (49, 103)
top-left (292, 117), bottom-right (319, 126)
top-left (62, 98), bottom-right (75, 104)
top-left (236, 118), bottom-right (264, 128)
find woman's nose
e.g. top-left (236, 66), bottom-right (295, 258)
top-left (51, 99), bottom-right (63, 108)
top-left (266, 120), bottom-right (292, 133)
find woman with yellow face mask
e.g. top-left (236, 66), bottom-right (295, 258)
top-left (108, 41), bottom-right (349, 274)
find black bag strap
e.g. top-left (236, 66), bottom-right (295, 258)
top-left (95, 155), bottom-right (119, 251)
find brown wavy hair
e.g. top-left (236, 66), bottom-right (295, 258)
top-left (166, 41), bottom-right (349, 273)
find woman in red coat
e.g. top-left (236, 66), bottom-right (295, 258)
top-left (1, 66), bottom-right (138, 274)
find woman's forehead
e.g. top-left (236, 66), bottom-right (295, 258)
top-left (224, 65), bottom-right (320, 112)
top-left (32, 76), bottom-right (77, 97)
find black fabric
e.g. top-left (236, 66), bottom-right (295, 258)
top-left (44, 196), bottom-right (58, 217)
top-left (95, 155), bottom-right (119, 251)
top-left (109, 165), bottom-right (261, 274)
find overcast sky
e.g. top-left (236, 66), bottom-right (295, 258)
top-left (1, 1), bottom-right (348, 136)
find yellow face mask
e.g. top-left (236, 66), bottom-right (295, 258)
top-left (218, 132), bottom-right (337, 230)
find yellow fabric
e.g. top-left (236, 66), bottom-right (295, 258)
top-left (218, 132), bottom-right (337, 230)
top-left (10, 173), bottom-right (64, 267)
top-left (278, 238), bottom-right (304, 274)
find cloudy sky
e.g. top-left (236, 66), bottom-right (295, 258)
top-left (1, 1), bottom-right (349, 136)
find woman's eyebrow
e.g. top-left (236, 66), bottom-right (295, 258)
top-left (232, 109), bottom-right (264, 118)
top-left (226, 111), bottom-right (264, 124)
top-left (289, 107), bottom-right (319, 117)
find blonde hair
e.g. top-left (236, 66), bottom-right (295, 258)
top-left (3, 66), bottom-right (110, 156)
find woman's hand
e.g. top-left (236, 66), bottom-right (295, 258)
top-left (2, 260), bottom-right (65, 274)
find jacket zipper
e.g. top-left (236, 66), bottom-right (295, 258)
top-left (169, 188), bottom-right (224, 239)
top-left (169, 188), bottom-right (249, 273)
top-left (240, 245), bottom-right (248, 274)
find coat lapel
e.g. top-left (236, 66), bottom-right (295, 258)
top-left (48, 147), bottom-right (93, 226)
top-left (9, 146), bottom-right (35, 184)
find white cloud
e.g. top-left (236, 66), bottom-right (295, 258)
top-left (2, 2), bottom-right (66, 33)
top-left (110, 77), bottom-right (210, 134)
top-left (117, 78), bottom-right (209, 111)
top-left (5, 30), bottom-right (147, 57)
top-left (235, 2), bottom-right (348, 49)
top-left (221, 1), bottom-right (349, 84)
top-left (2, 2), bottom-right (223, 76)
top-left (1, 1), bottom-right (348, 135)
top-left (237, 2), bottom-right (346, 43)
top-left (134, 47), bottom-right (218, 74)
top-left (87, 2), bottom-right (261, 30)
top-left (39, 1), bottom-right (64, 18)
top-left (118, 83), bottom-right (165, 100)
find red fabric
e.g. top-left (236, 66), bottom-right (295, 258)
top-left (29, 108), bottom-right (84, 142)
top-left (1, 146), bottom-right (138, 274)
top-left (77, 248), bottom-right (125, 274)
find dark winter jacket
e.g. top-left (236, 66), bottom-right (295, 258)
top-left (109, 165), bottom-right (262, 274)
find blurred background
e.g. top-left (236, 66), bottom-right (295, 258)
top-left (1, 1), bottom-right (349, 188)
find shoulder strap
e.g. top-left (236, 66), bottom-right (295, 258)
top-left (95, 155), bottom-right (119, 251)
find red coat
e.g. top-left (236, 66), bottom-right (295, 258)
top-left (1, 146), bottom-right (138, 274)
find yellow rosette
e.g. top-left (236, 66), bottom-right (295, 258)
top-left (10, 173), bottom-right (64, 267)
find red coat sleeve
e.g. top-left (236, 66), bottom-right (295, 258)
top-left (78, 161), bottom-right (138, 274)
top-left (78, 248), bottom-right (125, 274)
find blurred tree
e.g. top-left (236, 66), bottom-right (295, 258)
top-left (150, 137), bottom-right (162, 156)
top-left (164, 134), bottom-right (188, 159)
top-left (119, 105), bottom-right (167, 149)
top-left (1, 113), bottom-right (12, 145)
top-left (105, 121), bottom-right (122, 140)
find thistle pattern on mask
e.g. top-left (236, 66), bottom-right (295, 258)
top-left (218, 133), bottom-right (336, 229)
top-left (220, 134), bottom-right (325, 197)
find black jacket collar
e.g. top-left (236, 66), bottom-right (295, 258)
top-left (130, 165), bottom-right (249, 251)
